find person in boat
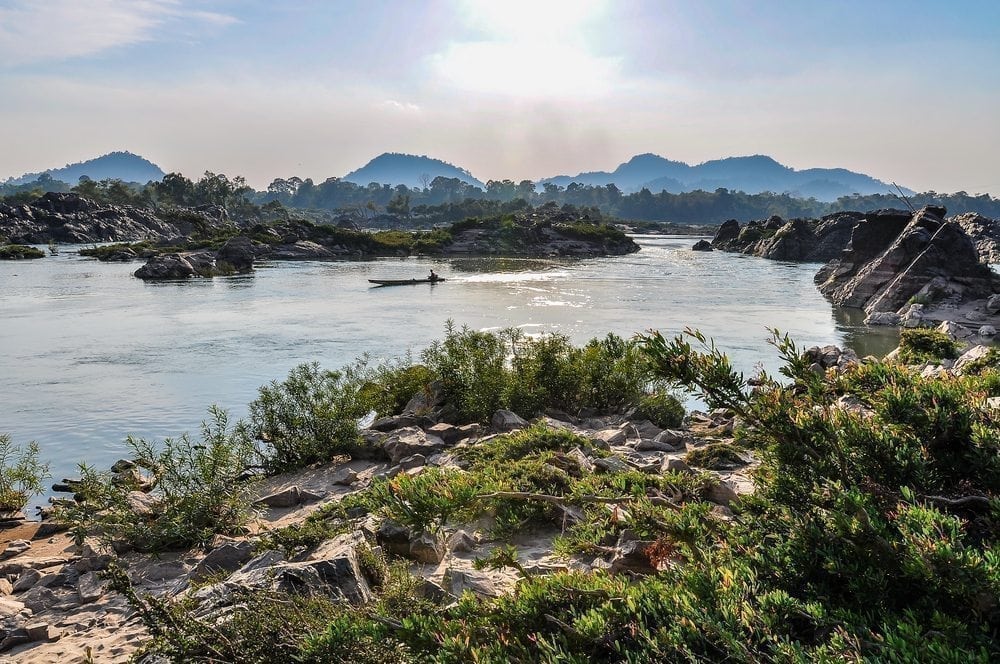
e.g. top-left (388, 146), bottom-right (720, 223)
top-left (428, 269), bottom-right (439, 281)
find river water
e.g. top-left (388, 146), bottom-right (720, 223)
top-left (0, 236), bottom-right (898, 504)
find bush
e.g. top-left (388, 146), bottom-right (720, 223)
top-left (0, 434), bottom-right (49, 513)
top-left (635, 391), bottom-right (685, 428)
top-left (896, 328), bottom-right (960, 364)
top-left (249, 361), bottom-right (377, 471)
top-left (0, 244), bottom-right (45, 259)
top-left (59, 407), bottom-right (258, 551)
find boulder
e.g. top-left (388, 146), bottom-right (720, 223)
top-left (691, 239), bottom-right (712, 251)
top-left (442, 568), bottom-right (499, 598)
top-left (215, 236), bottom-right (256, 272)
top-left (76, 571), bottom-right (106, 603)
top-left (706, 479), bottom-right (740, 507)
top-left (254, 486), bottom-right (303, 508)
top-left (191, 541), bottom-right (254, 581)
top-left (979, 325), bottom-right (997, 337)
top-left (383, 427), bottom-right (446, 465)
top-left (134, 253), bottom-right (196, 280)
top-left (408, 532), bottom-right (446, 564)
top-left (954, 344), bottom-right (993, 374)
top-left (986, 294), bottom-right (1000, 315)
top-left (491, 410), bottom-right (528, 432)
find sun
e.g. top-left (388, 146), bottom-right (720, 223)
top-left (432, 0), bottom-right (619, 98)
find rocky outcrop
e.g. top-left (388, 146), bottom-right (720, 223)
top-left (815, 206), bottom-right (999, 320)
top-left (134, 236), bottom-right (259, 280)
top-left (953, 212), bottom-right (1000, 264)
top-left (0, 193), bottom-right (234, 244)
top-left (711, 211), bottom-right (866, 262)
top-left (691, 239), bottom-right (712, 251)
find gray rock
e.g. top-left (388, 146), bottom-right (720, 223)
top-left (399, 454), bottom-right (427, 471)
top-left (979, 325), bottom-right (997, 337)
top-left (408, 532), bottom-right (445, 564)
top-left (254, 486), bottom-right (302, 508)
top-left (191, 541), bottom-right (254, 582)
top-left (442, 568), bottom-right (499, 598)
top-left (986, 294), bottom-right (1000, 315)
top-left (448, 530), bottom-right (477, 553)
top-left (629, 420), bottom-right (663, 440)
top-left (610, 539), bottom-right (657, 575)
top-left (376, 520), bottom-right (412, 557)
top-left (77, 571), bottom-right (106, 603)
top-left (126, 490), bottom-right (160, 516)
top-left (215, 236), bottom-right (255, 272)
top-left (491, 409), bottom-right (528, 432)
top-left (653, 429), bottom-right (687, 445)
top-left (590, 427), bottom-right (627, 447)
top-left (330, 467), bottom-right (358, 485)
top-left (0, 540), bottom-right (30, 561)
top-left (954, 344), bottom-right (993, 374)
top-left (662, 457), bottom-right (692, 474)
top-left (12, 569), bottom-right (41, 593)
top-left (865, 311), bottom-right (901, 326)
top-left (383, 427), bottom-right (446, 465)
top-left (706, 479), bottom-right (739, 507)
top-left (134, 253), bottom-right (197, 280)
top-left (593, 456), bottom-right (630, 473)
top-left (21, 586), bottom-right (59, 613)
top-left (635, 438), bottom-right (678, 452)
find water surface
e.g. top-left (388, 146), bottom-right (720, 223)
top-left (0, 236), bottom-right (897, 502)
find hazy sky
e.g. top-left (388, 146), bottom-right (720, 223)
top-left (1, 0), bottom-right (998, 193)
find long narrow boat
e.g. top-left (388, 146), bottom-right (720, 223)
top-left (368, 277), bottom-right (446, 287)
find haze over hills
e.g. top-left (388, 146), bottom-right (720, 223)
top-left (541, 154), bottom-right (905, 200)
top-left (5, 151), bottom-right (166, 186)
top-left (5, 150), bottom-right (909, 202)
top-left (342, 153), bottom-right (486, 190)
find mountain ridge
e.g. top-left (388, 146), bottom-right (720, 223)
top-left (5, 151), bottom-right (166, 186)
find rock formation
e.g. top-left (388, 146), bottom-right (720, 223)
top-left (0, 193), bottom-right (233, 244)
top-left (815, 206), bottom-right (999, 324)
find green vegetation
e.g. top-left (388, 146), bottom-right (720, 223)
top-left (0, 434), bottom-right (49, 513)
top-left (423, 324), bottom-right (678, 423)
top-left (58, 407), bottom-right (258, 551)
top-left (684, 441), bottom-right (747, 470)
top-left (50, 326), bottom-right (1000, 660)
top-left (0, 244), bottom-right (45, 259)
top-left (895, 327), bottom-right (961, 364)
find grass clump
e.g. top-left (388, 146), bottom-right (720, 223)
top-left (896, 327), bottom-right (960, 364)
top-left (0, 434), bottom-right (49, 513)
top-left (685, 442), bottom-right (748, 470)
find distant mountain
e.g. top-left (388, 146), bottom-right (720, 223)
top-left (540, 153), bottom-right (905, 201)
top-left (5, 151), bottom-right (166, 186)
top-left (343, 153), bottom-right (485, 189)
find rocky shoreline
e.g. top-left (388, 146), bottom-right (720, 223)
top-left (709, 206), bottom-right (1000, 331)
top-left (0, 193), bottom-right (639, 278)
top-left (0, 326), bottom-right (995, 661)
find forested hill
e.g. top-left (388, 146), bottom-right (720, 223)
top-left (343, 153), bottom-right (486, 190)
top-left (541, 153), bottom-right (900, 201)
top-left (5, 151), bottom-right (165, 186)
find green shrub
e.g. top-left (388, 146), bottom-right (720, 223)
top-left (0, 434), bottom-right (49, 513)
top-left (635, 390), bottom-right (685, 428)
top-left (896, 328), bottom-right (960, 364)
top-left (59, 407), bottom-right (258, 551)
top-left (249, 361), bottom-right (377, 471)
top-left (0, 244), bottom-right (45, 259)
top-left (421, 323), bottom-right (512, 422)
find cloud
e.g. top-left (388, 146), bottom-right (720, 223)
top-left (380, 99), bottom-right (421, 113)
top-left (0, 0), bottom-right (236, 67)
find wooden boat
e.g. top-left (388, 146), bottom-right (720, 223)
top-left (368, 277), bottom-right (446, 287)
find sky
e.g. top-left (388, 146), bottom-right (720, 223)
top-left (0, 0), bottom-right (998, 194)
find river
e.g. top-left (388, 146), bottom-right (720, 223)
top-left (0, 235), bottom-right (898, 507)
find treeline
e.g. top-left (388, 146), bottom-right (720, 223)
top-left (4, 170), bottom-right (1000, 224)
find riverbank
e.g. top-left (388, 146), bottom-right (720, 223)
top-left (0, 325), bottom-right (996, 661)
